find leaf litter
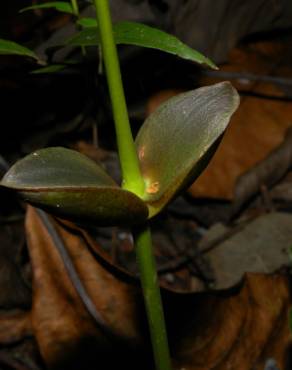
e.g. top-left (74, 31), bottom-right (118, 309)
top-left (1, 19), bottom-right (292, 370)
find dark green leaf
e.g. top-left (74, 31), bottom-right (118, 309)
top-left (135, 82), bottom-right (240, 217)
top-left (67, 21), bottom-right (217, 68)
top-left (0, 39), bottom-right (39, 61)
top-left (20, 2), bottom-right (73, 14)
top-left (1, 147), bottom-right (148, 226)
top-left (31, 64), bottom-right (67, 74)
top-left (77, 17), bottom-right (98, 28)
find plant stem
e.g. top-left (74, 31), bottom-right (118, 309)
top-left (134, 226), bottom-right (172, 370)
top-left (93, 0), bottom-right (144, 196)
top-left (92, 1), bottom-right (172, 369)
top-left (70, 0), bottom-right (79, 16)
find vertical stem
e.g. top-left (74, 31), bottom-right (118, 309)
top-left (93, 0), bottom-right (144, 196)
top-left (94, 0), bottom-right (144, 196)
top-left (92, 1), bottom-right (172, 369)
top-left (134, 226), bottom-right (172, 370)
top-left (70, 0), bottom-right (79, 16)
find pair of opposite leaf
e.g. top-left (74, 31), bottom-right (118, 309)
top-left (1, 82), bottom-right (239, 226)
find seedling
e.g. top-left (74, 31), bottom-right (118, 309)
top-left (0, 1), bottom-right (239, 369)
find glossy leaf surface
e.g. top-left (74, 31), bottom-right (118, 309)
top-left (67, 21), bottom-right (217, 69)
top-left (20, 2), bottom-right (73, 14)
top-left (1, 147), bottom-right (148, 226)
top-left (0, 39), bottom-right (39, 61)
top-left (135, 82), bottom-right (240, 217)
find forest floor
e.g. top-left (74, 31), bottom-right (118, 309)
top-left (0, 3), bottom-right (292, 370)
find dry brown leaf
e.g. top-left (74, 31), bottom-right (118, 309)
top-left (24, 207), bottom-right (292, 370)
top-left (199, 212), bottom-right (292, 290)
top-left (232, 126), bottom-right (292, 215)
top-left (189, 40), bottom-right (292, 199)
top-left (25, 206), bottom-right (146, 370)
top-left (171, 273), bottom-right (291, 370)
top-left (190, 97), bottom-right (292, 200)
top-left (0, 311), bottom-right (32, 344)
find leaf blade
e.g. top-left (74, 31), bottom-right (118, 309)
top-left (114, 22), bottom-right (217, 68)
top-left (1, 147), bottom-right (148, 226)
top-left (135, 82), bottom-right (240, 217)
top-left (20, 2), bottom-right (74, 14)
top-left (67, 21), bottom-right (217, 68)
top-left (0, 39), bottom-right (39, 61)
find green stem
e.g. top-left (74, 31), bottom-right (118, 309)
top-left (134, 226), bottom-right (172, 370)
top-left (70, 0), bottom-right (79, 16)
top-left (93, 0), bottom-right (144, 196)
top-left (92, 1), bottom-right (172, 369)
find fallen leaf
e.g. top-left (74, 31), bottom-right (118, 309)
top-left (170, 273), bottom-right (291, 370)
top-left (23, 207), bottom-right (292, 369)
top-left (232, 126), bottom-right (292, 215)
top-left (199, 212), bottom-right (292, 290)
top-left (189, 39), bottom-right (292, 199)
top-left (0, 311), bottom-right (32, 344)
top-left (25, 206), bottom-right (147, 370)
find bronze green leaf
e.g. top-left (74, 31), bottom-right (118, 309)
top-left (1, 147), bottom-right (148, 226)
top-left (135, 82), bottom-right (240, 217)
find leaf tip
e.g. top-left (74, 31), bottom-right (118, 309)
top-left (214, 81), bottom-right (240, 111)
top-left (205, 57), bottom-right (218, 70)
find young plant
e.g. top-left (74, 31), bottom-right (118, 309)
top-left (0, 1), bottom-right (240, 370)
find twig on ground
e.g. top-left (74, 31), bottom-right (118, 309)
top-left (232, 126), bottom-right (292, 217)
